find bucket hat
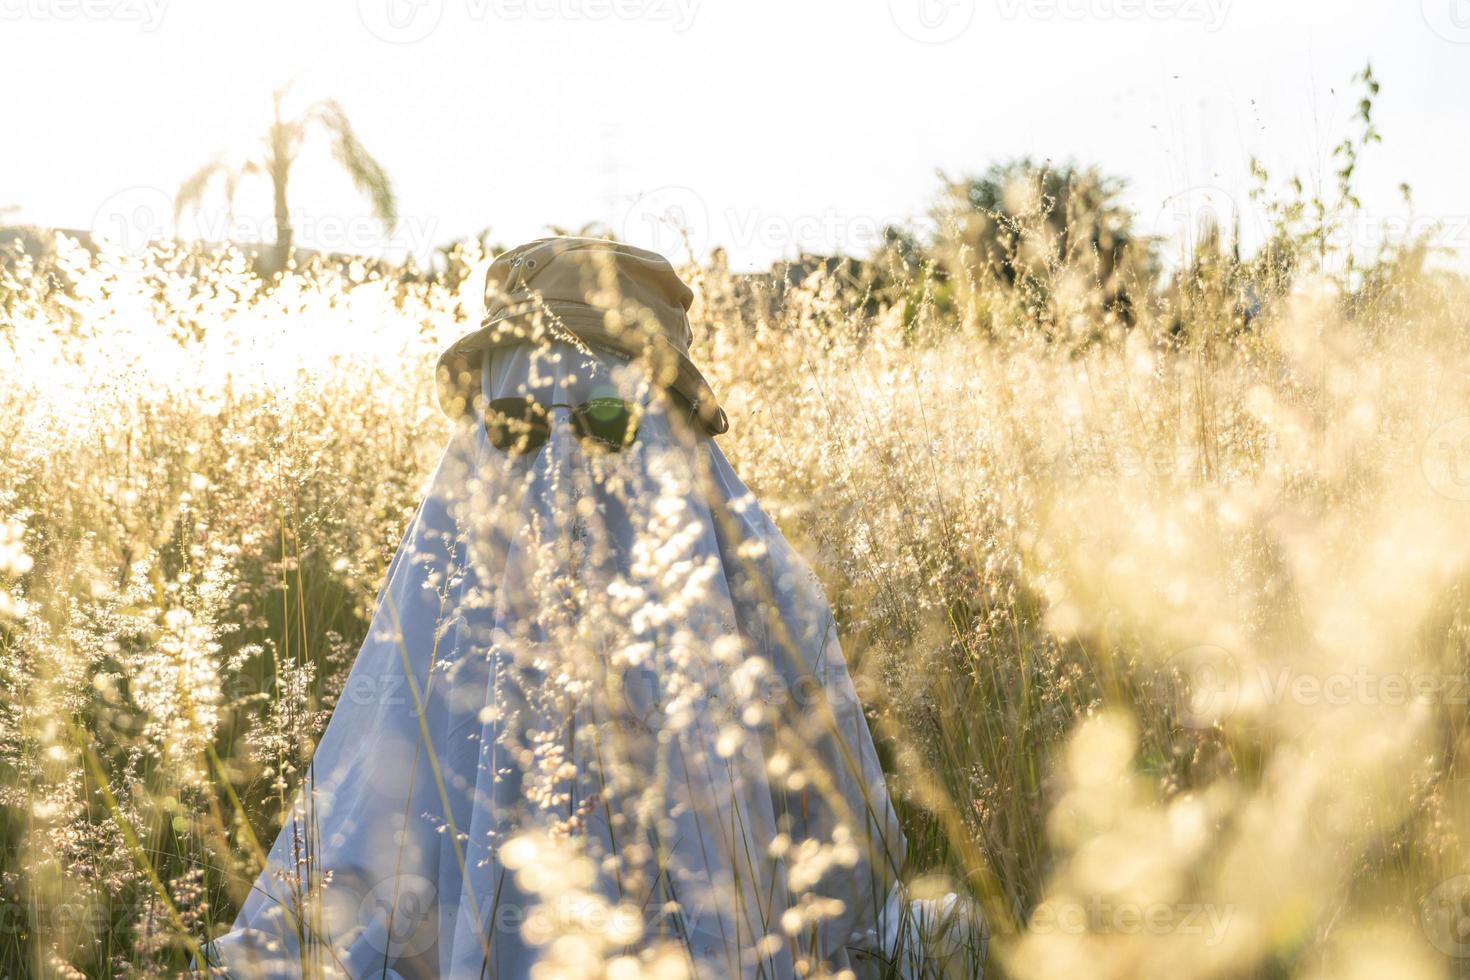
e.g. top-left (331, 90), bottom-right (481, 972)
top-left (437, 237), bottom-right (729, 435)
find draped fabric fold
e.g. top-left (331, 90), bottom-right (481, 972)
top-left (207, 341), bottom-right (915, 978)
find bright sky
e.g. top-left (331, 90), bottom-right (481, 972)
top-left (3, 0), bottom-right (1468, 269)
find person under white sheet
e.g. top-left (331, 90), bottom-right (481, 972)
top-left (206, 238), bottom-right (980, 978)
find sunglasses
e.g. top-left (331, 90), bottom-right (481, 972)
top-left (483, 396), bottom-right (641, 455)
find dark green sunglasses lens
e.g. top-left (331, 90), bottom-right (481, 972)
top-left (576, 399), bottom-right (637, 450)
top-left (485, 398), bottom-right (550, 454)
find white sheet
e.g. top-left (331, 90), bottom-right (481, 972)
top-left (206, 341), bottom-right (945, 978)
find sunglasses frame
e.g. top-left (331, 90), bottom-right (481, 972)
top-left (482, 395), bottom-right (644, 455)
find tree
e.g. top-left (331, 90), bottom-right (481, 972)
top-left (176, 83), bottom-right (397, 257)
top-left (930, 158), bottom-right (1154, 333)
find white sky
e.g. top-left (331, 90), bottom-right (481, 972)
top-left (3, 0), bottom-right (1468, 269)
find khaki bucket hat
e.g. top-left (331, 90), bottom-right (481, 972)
top-left (436, 237), bottom-right (729, 435)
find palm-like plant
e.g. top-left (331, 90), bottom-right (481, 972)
top-left (176, 83), bottom-right (397, 255)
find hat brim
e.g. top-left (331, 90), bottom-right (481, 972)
top-left (436, 305), bottom-right (729, 436)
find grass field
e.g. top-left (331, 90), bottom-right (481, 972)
top-left (4, 150), bottom-right (1470, 978)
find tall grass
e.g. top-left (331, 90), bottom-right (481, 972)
top-left (4, 152), bottom-right (1470, 977)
